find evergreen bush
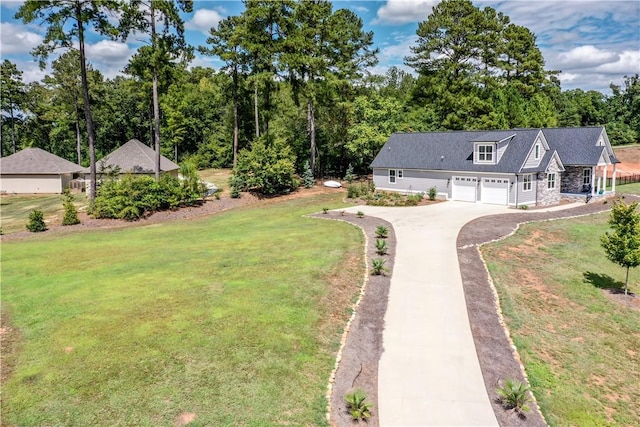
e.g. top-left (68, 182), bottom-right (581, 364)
top-left (302, 160), bottom-right (314, 188)
top-left (26, 209), bottom-right (48, 232)
top-left (62, 189), bottom-right (80, 226)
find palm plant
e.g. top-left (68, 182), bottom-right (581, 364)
top-left (496, 379), bottom-right (531, 414)
top-left (345, 388), bottom-right (372, 421)
top-left (371, 258), bottom-right (388, 276)
top-left (375, 239), bottom-right (388, 255)
top-left (375, 225), bottom-right (388, 238)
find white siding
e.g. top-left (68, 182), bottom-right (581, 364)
top-left (373, 168), bottom-right (450, 197)
top-left (0, 174), bottom-right (64, 193)
top-left (517, 174), bottom-right (538, 205)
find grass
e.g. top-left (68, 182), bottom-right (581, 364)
top-left (1, 193), bottom-right (363, 426)
top-left (616, 182), bottom-right (640, 195)
top-left (198, 168), bottom-right (232, 194)
top-left (482, 213), bottom-right (640, 426)
top-left (0, 193), bottom-right (88, 234)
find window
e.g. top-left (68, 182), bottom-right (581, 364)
top-left (523, 174), bottom-right (532, 191)
top-left (583, 168), bottom-right (591, 185)
top-left (535, 143), bottom-right (540, 160)
top-left (548, 173), bottom-right (556, 189)
top-left (397, 169), bottom-right (403, 179)
top-left (477, 144), bottom-right (494, 162)
top-left (389, 169), bottom-right (396, 184)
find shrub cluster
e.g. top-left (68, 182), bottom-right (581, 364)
top-left (366, 190), bottom-right (425, 207)
top-left (26, 209), bottom-right (47, 232)
top-left (92, 173), bottom-right (205, 221)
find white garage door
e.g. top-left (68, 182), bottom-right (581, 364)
top-left (452, 176), bottom-right (477, 202)
top-left (481, 177), bottom-right (509, 205)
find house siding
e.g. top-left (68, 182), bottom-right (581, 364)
top-left (516, 174), bottom-right (537, 205)
top-left (0, 174), bottom-right (64, 194)
top-left (522, 143), bottom-right (545, 169)
top-left (373, 168), bottom-right (450, 197)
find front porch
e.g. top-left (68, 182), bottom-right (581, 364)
top-left (561, 164), bottom-right (618, 198)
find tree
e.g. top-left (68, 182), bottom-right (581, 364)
top-left (16, 0), bottom-right (123, 201)
top-left (601, 200), bottom-right (640, 295)
top-left (0, 60), bottom-right (25, 156)
top-left (120, 0), bottom-right (193, 180)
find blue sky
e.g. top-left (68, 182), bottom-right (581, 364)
top-left (1, 0), bottom-right (639, 94)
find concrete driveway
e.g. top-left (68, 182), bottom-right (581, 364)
top-left (343, 201), bottom-right (511, 426)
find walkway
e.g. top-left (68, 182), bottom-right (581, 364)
top-left (344, 201), bottom-right (510, 426)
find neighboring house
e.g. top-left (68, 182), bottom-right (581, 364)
top-left (0, 147), bottom-right (84, 194)
top-left (92, 139), bottom-right (180, 177)
top-left (371, 127), bottom-right (619, 207)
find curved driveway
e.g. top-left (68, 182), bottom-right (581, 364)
top-left (344, 201), bottom-right (511, 426)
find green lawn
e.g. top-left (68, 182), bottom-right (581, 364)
top-left (1, 193), bottom-right (88, 235)
top-left (483, 213), bottom-right (640, 426)
top-left (198, 168), bottom-right (232, 194)
top-left (1, 193), bottom-right (362, 426)
top-left (616, 182), bottom-right (640, 195)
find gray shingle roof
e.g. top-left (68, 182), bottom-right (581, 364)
top-left (0, 148), bottom-right (83, 174)
top-left (96, 139), bottom-right (179, 174)
top-left (371, 127), bottom-right (613, 173)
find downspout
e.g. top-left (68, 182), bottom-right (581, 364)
top-left (514, 174), bottom-right (518, 207)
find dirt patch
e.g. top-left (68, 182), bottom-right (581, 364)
top-left (173, 412), bottom-right (196, 426)
top-left (602, 289), bottom-right (640, 311)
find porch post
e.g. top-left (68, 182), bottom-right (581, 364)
top-left (591, 168), bottom-right (596, 196)
top-left (612, 163), bottom-right (617, 193)
top-left (603, 163), bottom-right (609, 192)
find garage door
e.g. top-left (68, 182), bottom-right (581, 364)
top-left (452, 176), bottom-right (477, 202)
top-left (481, 177), bottom-right (509, 205)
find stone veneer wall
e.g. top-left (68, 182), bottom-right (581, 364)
top-left (561, 166), bottom-right (589, 193)
top-left (536, 158), bottom-right (562, 206)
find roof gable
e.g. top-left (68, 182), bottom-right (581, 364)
top-left (0, 148), bottom-right (83, 174)
top-left (98, 139), bottom-right (179, 174)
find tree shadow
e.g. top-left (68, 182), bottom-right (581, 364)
top-left (583, 271), bottom-right (626, 293)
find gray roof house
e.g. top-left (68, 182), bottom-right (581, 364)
top-left (0, 148), bottom-right (84, 194)
top-left (93, 139), bottom-right (180, 175)
top-left (371, 127), bottom-right (619, 207)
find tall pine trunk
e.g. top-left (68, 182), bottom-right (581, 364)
top-left (254, 84), bottom-right (260, 138)
top-left (75, 103), bottom-right (82, 165)
top-left (308, 98), bottom-right (316, 175)
top-left (232, 66), bottom-right (239, 167)
top-left (151, 5), bottom-right (161, 181)
top-left (10, 101), bottom-right (16, 154)
top-left (76, 4), bottom-right (96, 201)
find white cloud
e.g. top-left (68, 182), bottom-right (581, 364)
top-left (374, 0), bottom-right (439, 25)
top-left (0, 22), bottom-right (42, 55)
top-left (85, 40), bottom-right (134, 79)
top-left (595, 50), bottom-right (640, 74)
top-left (186, 9), bottom-right (223, 34)
top-left (556, 45), bottom-right (619, 69)
top-left (378, 34), bottom-right (418, 64)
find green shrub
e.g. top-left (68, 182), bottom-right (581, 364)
top-left (357, 211), bottom-right (364, 218)
top-left (347, 185), bottom-right (360, 199)
top-left (496, 379), bottom-right (531, 414)
top-left (519, 204), bottom-right (529, 210)
top-left (322, 207), bottom-right (329, 214)
top-left (428, 187), bottom-right (437, 201)
top-left (344, 388), bottom-right (372, 421)
top-left (302, 160), bottom-right (314, 188)
top-left (371, 258), bottom-right (388, 276)
top-left (92, 173), bottom-right (204, 221)
top-left (375, 226), bottom-right (388, 239)
top-left (61, 189), bottom-right (80, 226)
top-left (375, 239), bottom-right (387, 255)
top-left (231, 135), bottom-right (299, 195)
top-left (26, 209), bottom-right (47, 232)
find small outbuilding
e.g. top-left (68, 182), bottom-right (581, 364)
top-left (0, 148), bottom-right (84, 194)
top-left (94, 139), bottom-right (180, 176)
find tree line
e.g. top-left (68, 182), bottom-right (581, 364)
top-left (2, 0), bottom-right (639, 194)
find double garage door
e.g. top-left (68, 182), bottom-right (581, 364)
top-left (452, 176), bottom-right (509, 205)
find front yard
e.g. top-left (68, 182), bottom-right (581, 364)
top-left (483, 213), bottom-right (639, 426)
top-left (1, 193), bottom-right (362, 426)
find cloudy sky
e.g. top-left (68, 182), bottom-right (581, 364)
top-left (1, 0), bottom-right (638, 94)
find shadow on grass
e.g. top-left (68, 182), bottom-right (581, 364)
top-left (583, 271), bottom-right (628, 294)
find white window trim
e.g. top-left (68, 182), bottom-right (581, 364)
top-left (523, 174), bottom-right (532, 192)
top-left (583, 168), bottom-right (591, 185)
top-left (475, 144), bottom-right (495, 163)
top-left (397, 169), bottom-right (403, 179)
top-left (548, 173), bottom-right (556, 189)
top-left (388, 169), bottom-right (396, 184)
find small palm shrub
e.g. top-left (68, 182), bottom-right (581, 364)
top-left (357, 211), bottom-right (364, 218)
top-left (375, 225), bottom-right (388, 239)
top-left (375, 239), bottom-right (387, 255)
top-left (371, 258), bottom-right (388, 276)
top-left (496, 379), bottom-right (531, 414)
top-left (62, 189), bottom-right (80, 226)
top-left (26, 209), bottom-right (47, 232)
top-left (345, 388), bottom-right (372, 421)
top-left (322, 207), bottom-right (329, 214)
top-left (428, 187), bottom-right (437, 201)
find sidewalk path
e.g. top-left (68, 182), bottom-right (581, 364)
top-left (344, 201), bottom-right (509, 426)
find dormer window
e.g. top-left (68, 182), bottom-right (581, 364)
top-left (476, 144), bottom-right (494, 163)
